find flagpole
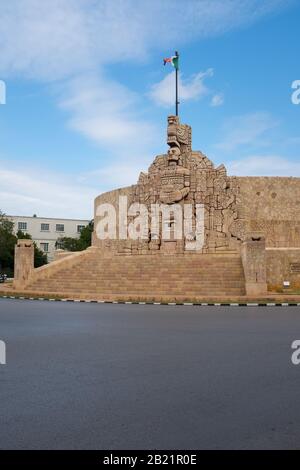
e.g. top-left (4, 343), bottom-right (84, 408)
top-left (175, 50), bottom-right (179, 116)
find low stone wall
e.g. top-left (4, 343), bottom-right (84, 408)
top-left (266, 248), bottom-right (300, 291)
top-left (13, 245), bottom-right (98, 291)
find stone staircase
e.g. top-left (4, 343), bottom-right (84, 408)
top-left (22, 249), bottom-right (246, 299)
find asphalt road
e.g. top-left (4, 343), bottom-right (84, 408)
top-left (0, 299), bottom-right (300, 450)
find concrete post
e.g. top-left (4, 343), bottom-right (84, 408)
top-left (241, 232), bottom-right (267, 296)
top-left (13, 239), bottom-right (34, 290)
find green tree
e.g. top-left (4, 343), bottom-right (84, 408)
top-left (55, 236), bottom-right (81, 251)
top-left (16, 230), bottom-right (48, 268)
top-left (56, 220), bottom-right (94, 252)
top-left (0, 211), bottom-right (16, 276)
top-left (78, 221), bottom-right (93, 249)
top-left (0, 212), bottom-right (48, 275)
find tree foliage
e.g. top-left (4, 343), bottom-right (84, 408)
top-left (56, 221), bottom-right (93, 252)
top-left (0, 211), bottom-right (16, 276)
top-left (0, 211), bottom-right (48, 276)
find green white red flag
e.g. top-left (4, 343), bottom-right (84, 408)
top-left (163, 55), bottom-right (179, 69)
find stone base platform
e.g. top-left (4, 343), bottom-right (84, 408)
top-left (11, 247), bottom-right (247, 299)
top-left (1, 282), bottom-right (300, 305)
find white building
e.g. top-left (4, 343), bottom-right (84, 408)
top-left (8, 215), bottom-right (90, 261)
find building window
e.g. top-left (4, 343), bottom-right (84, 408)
top-left (77, 225), bottom-right (85, 233)
top-left (56, 224), bottom-right (64, 232)
top-left (55, 240), bottom-right (64, 250)
top-left (18, 222), bottom-right (27, 231)
top-left (41, 223), bottom-right (50, 231)
top-left (40, 243), bottom-right (49, 252)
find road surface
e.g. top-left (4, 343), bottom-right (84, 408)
top-left (0, 299), bottom-right (300, 449)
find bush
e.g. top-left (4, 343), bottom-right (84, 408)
top-left (0, 211), bottom-right (16, 276)
top-left (56, 220), bottom-right (93, 252)
top-left (0, 211), bottom-right (48, 276)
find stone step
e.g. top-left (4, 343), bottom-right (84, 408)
top-left (25, 250), bottom-right (246, 296)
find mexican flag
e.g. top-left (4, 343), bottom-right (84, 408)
top-left (163, 55), bottom-right (179, 69)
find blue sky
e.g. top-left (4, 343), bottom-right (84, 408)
top-left (0, 0), bottom-right (299, 219)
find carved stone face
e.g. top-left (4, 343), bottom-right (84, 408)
top-left (168, 146), bottom-right (181, 164)
top-left (167, 115), bottom-right (179, 126)
top-left (167, 115), bottom-right (191, 153)
top-left (167, 116), bottom-right (180, 148)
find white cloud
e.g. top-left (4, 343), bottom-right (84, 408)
top-left (0, 0), bottom-right (292, 215)
top-left (227, 155), bottom-right (300, 177)
top-left (59, 75), bottom-right (157, 149)
top-left (0, 1), bottom-right (289, 81)
top-left (0, 153), bottom-right (156, 218)
top-left (0, 0), bottom-right (290, 147)
top-left (215, 112), bottom-right (279, 152)
top-left (211, 93), bottom-right (224, 107)
top-left (0, 162), bottom-right (97, 219)
top-left (149, 69), bottom-right (213, 107)
top-left (81, 162), bottom-right (148, 190)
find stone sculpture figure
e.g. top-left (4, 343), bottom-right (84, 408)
top-left (94, 115), bottom-right (245, 255)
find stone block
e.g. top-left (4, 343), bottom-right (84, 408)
top-left (13, 239), bottom-right (34, 289)
top-left (241, 232), bottom-right (267, 296)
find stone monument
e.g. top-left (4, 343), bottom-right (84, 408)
top-left (12, 116), bottom-right (300, 299)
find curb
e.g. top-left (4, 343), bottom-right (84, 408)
top-left (0, 295), bottom-right (300, 307)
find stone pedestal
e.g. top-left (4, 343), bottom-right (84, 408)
top-left (14, 239), bottom-right (34, 289)
top-left (241, 232), bottom-right (267, 296)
